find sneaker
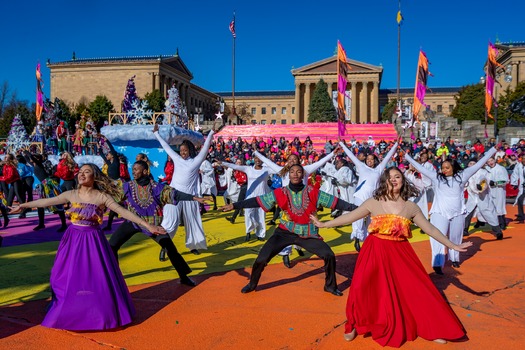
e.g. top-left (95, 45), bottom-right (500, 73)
top-left (180, 275), bottom-right (197, 287)
top-left (190, 249), bottom-right (201, 255)
top-left (283, 255), bottom-right (291, 268)
top-left (159, 247), bottom-right (168, 261)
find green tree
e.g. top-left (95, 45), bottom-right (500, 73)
top-left (308, 78), bottom-right (336, 122)
top-left (382, 98), bottom-right (398, 122)
top-left (88, 95), bottom-right (114, 129)
top-left (144, 89), bottom-right (165, 112)
top-left (0, 99), bottom-right (32, 138)
top-left (450, 84), bottom-right (487, 124)
top-left (497, 81), bottom-right (525, 127)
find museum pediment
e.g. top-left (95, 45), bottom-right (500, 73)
top-left (292, 56), bottom-right (382, 76)
top-left (162, 56), bottom-right (193, 79)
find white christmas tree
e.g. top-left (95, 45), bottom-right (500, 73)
top-left (164, 84), bottom-right (188, 127)
top-left (6, 114), bottom-right (30, 152)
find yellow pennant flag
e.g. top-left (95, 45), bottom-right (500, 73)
top-left (397, 10), bottom-right (403, 24)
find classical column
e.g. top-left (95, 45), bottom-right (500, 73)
top-left (351, 82), bottom-right (357, 123)
top-left (372, 81), bottom-right (379, 122)
top-left (295, 83), bottom-right (301, 122)
top-left (155, 73), bottom-right (160, 90)
top-left (360, 82), bottom-right (368, 123)
top-left (304, 82), bottom-right (311, 123)
top-left (511, 62), bottom-right (518, 90)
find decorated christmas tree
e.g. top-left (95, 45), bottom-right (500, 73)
top-left (122, 75), bottom-right (139, 113)
top-left (164, 84), bottom-right (189, 128)
top-left (6, 114), bottom-right (30, 152)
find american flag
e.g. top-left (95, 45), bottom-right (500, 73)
top-left (229, 19), bottom-right (236, 38)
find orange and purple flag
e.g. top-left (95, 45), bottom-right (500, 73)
top-left (413, 50), bottom-right (432, 122)
top-left (36, 63), bottom-right (44, 122)
top-left (485, 42), bottom-right (503, 120)
top-left (337, 40), bottom-right (350, 137)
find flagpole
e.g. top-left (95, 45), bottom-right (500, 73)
top-left (397, 0), bottom-right (401, 105)
top-left (231, 12), bottom-right (236, 124)
top-left (337, 45), bottom-right (341, 141)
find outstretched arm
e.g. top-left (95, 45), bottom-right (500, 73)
top-left (254, 150), bottom-right (283, 174)
top-left (153, 127), bottom-right (183, 162)
top-left (220, 161), bottom-right (249, 172)
top-left (377, 142), bottom-right (399, 171)
top-left (404, 153), bottom-right (436, 180)
top-left (461, 147), bottom-right (497, 181)
top-left (413, 211), bottom-right (472, 252)
top-left (310, 204), bottom-right (370, 228)
top-left (304, 149), bottom-right (337, 174)
top-left (18, 191), bottom-right (69, 209)
top-left (194, 130), bottom-right (215, 164)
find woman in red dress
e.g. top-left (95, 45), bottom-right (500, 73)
top-left (311, 166), bottom-right (471, 347)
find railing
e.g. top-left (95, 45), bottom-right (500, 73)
top-left (108, 112), bottom-right (172, 125)
top-left (0, 139), bottom-right (44, 154)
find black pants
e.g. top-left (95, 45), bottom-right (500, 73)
top-left (231, 183), bottom-right (248, 221)
top-left (21, 176), bottom-right (34, 202)
top-left (109, 220), bottom-right (191, 277)
top-left (7, 180), bottom-right (24, 206)
top-left (246, 228), bottom-right (337, 290)
top-left (517, 191), bottom-right (525, 220)
top-left (464, 207), bottom-right (502, 235)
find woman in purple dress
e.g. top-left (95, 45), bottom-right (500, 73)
top-left (11, 163), bottom-right (165, 331)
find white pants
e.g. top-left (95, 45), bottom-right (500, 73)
top-left (429, 212), bottom-right (465, 267)
top-left (161, 202), bottom-right (207, 250)
top-left (245, 207), bottom-right (266, 238)
top-left (351, 197), bottom-right (369, 241)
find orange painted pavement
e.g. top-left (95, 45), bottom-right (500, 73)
top-left (1, 205), bottom-right (524, 349)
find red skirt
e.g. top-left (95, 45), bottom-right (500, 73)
top-left (345, 234), bottom-right (466, 347)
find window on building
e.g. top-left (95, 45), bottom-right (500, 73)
top-left (291, 119), bottom-right (295, 124)
top-left (282, 107), bottom-right (287, 114)
top-left (251, 107), bottom-right (256, 115)
top-left (261, 107), bottom-right (266, 114)
top-left (292, 107), bottom-right (295, 114)
top-left (251, 120), bottom-right (257, 125)
top-left (261, 120), bottom-right (267, 125)
top-left (271, 107), bottom-right (276, 115)
top-left (437, 105), bottom-right (443, 113)
top-left (449, 105), bottom-right (454, 113)
top-left (271, 119), bottom-right (276, 124)
top-left (281, 120), bottom-right (287, 124)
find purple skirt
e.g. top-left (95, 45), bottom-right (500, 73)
top-left (42, 224), bottom-right (135, 331)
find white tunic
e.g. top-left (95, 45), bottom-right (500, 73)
top-left (199, 159), bottom-right (217, 196)
top-left (319, 162), bottom-right (337, 196)
top-left (486, 163), bottom-right (509, 215)
top-left (333, 165), bottom-right (357, 205)
top-left (340, 141), bottom-right (399, 203)
top-left (510, 162), bottom-right (525, 205)
top-left (405, 147), bottom-right (496, 220)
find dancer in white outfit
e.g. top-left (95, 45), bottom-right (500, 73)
top-left (510, 156), bottom-right (525, 223)
top-left (153, 124), bottom-right (216, 254)
top-left (333, 158), bottom-right (357, 215)
top-left (222, 160), bottom-right (241, 204)
top-left (486, 157), bottom-right (509, 230)
top-left (404, 147), bottom-right (497, 274)
top-left (340, 141), bottom-right (399, 251)
top-left (463, 160), bottom-right (504, 239)
top-left (255, 149), bottom-right (337, 267)
top-left (218, 156), bottom-right (273, 241)
top-left (200, 159), bottom-right (218, 210)
top-left (404, 163), bottom-right (433, 220)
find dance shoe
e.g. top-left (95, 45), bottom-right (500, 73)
top-left (180, 276), bottom-right (197, 287)
top-left (213, 206), bottom-right (218, 211)
top-left (283, 255), bottom-right (291, 268)
top-left (159, 248), bottom-right (168, 261)
top-left (474, 221), bottom-right (486, 228)
top-left (190, 249), bottom-right (201, 255)
top-left (57, 226), bottom-right (67, 233)
top-left (18, 213), bottom-right (26, 219)
top-left (433, 266), bottom-right (444, 275)
top-left (354, 238), bottom-right (361, 252)
top-left (257, 237), bottom-right (264, 241)
top-left (295, 248), bottom-right (305, 256)
top-left (451, 261), bottom-right (460, 268)
top-left (343, 329), bottom-right (357, 341)
top-left (323, 286), bottom-right (343, 296)
top-left (245, 233), bottom-right (251, 242)
top-left (496, 232), bottom-right (503, 240)
top-left (3, 218), bottom-right (9, 228)
top-left (241, 284), bottom-right (256, 294)
top-left (225, 217), bottom-right (235, 224)
top-left (33, 224), bottom-right (46, 231)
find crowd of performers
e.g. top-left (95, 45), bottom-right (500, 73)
top-left (3, 128), bottom-right (525, 347)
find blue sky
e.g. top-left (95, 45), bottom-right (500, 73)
top-left (2, 0), bottom-right (523, 105)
